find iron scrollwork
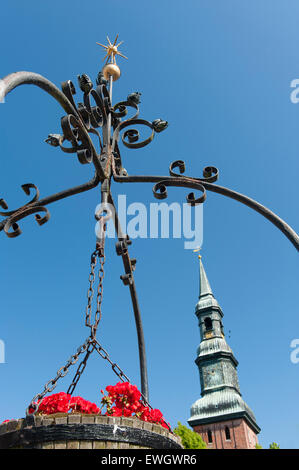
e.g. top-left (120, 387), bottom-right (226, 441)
top-left (152, 160), bottom-right (220, 205)
top-left (0, 59), bottom-right (298, 406)
top-left (0, 184), bottom-right (50, 238)
top-left (0, 69), bottom-right (169, 238)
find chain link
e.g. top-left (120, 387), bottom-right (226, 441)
top-left (85, 252), bottom-right (96, 328)
top-left (92, 338), bottom-right (131, 383)
top-left (85, 238), bottom-right (106, 338)
top-left (66, 342), bottom-right (95, 395)
top-left (93, 251), bottom-right (105, 335)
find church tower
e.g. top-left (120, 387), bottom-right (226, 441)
top-left (188, 258), bottom-right (260, 449)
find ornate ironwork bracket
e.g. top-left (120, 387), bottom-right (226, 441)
top-left (1, 66), bottom-right (298, 404)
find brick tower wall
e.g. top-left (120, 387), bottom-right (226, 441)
top-left (192, 418), bottom-right (259, 449)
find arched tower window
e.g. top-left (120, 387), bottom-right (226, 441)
top-left (225, 426), bottom-right (231, 440)
top-left (207, 430), bottom-right (213, 443)
top-left (204, 317), bottom-right (213, 331)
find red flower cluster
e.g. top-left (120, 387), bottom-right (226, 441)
top-left (28, 392), bottom-right (100, 415)
top-left (69, 396), bottom-right (100, 414)
top-left (34, 392), bottom-right (70, 414)
top-left (101, 382), bottom-right (169, 430)
top-left (1, 383), bottom-right (169, 431)
top-left (139, 407), bottom-right (165, 425)
top-left (104, 382), bottom-right (141, 416)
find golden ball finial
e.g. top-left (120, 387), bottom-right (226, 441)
top-left (102, 63), bottom-right (121, 81)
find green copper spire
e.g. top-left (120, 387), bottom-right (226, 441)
top-left (199, 258), bottom-right (213, 298)
top-left (196, 259), bottom-right (221, 311)
top-left (188, 257), bottom-right (260, 436)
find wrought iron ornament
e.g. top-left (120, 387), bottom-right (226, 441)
top-left (1, 36), bottom-right (298, 416)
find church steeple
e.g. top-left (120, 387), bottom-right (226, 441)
top-left (188, 257), bottom-right (261, 449)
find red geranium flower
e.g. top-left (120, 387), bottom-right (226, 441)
top-left (4, 383), bottom-right (170, 431)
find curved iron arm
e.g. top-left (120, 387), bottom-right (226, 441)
top-left (1, 71), bottom-right (105, 179)
top-left (108, 192), bottom-right (149, 400)
top-left (0, 173), bottom-right (100, 235)
top-left (3, 72), bottom-right (296, 249)
top-left (1, 71), bottom-right (79, 115)
top-left (113, 173), bottom-right (299, 252)
top-left (202, 181), bottom-right (299, 251)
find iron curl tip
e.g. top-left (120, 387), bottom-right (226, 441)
top-left (45, 134), bottom-right (61, 147)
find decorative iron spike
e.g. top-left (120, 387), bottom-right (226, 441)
top-left (152, 119), bottom-right (168, 133)
top-left (44, 134), bottom-right (61, 147)
top-left (127, 92), bottom-right (142, 104)
top-left (77, 74), bottom-right (93, 93)
top-left (96, 71), bottom-right (108, 86)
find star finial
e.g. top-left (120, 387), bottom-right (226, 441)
top-left (96, 35), bottom-right (128, 65)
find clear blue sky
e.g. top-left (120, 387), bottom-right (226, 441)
top-left (0, 0), bottom-right (298, 449)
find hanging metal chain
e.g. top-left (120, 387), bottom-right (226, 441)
top-left (92, 338), bottom-right (171, 431)
top-left (62, 233), bottom-right (106, 397)
top-left (92, 338), bottom-right (131, 383)
top-left (26, 320), bottom-right (169, 427)
top-left (26, 337), bottom-right (92, 415)
top-left (60, 227), bottom-right (107, 396)
top-left (26, 334), bottom-right (134, 414)
top-left (66, 341), bottom-right (95, 395)
top-left (26, 218), bottom-right (152, 419)
top-left (85, 233), bottom-right (106, 338)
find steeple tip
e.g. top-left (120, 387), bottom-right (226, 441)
top-left (198, 257), bottom-right (213, 298)
top-left (193, 249), bottom-right (220, 311)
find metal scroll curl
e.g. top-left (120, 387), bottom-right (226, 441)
top-left (53, 80), bottom-right (112, 169)
top-left (0, 183), bottom-right (50, 238)
top-left (61, 79), bottom-right (108, 131)
top-left (4, 205), bottom-right (50, 238)
top-left (153, 177), bottom-right (207, 206)
top-left (112, 119), bottom-right (155, 150)
top-left (112, 100), bottom-right (139, 122)
top-left (60, 114), bottom-right (93, 164)
top-left (82, 85), bottom-right (110, 128)
top-left (0, 184), bottom-right (40, 216)
top-left (169, 160), bottom-right (219, 183)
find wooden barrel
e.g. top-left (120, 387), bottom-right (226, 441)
top-left (0, 414), bottom-right (183, 449)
